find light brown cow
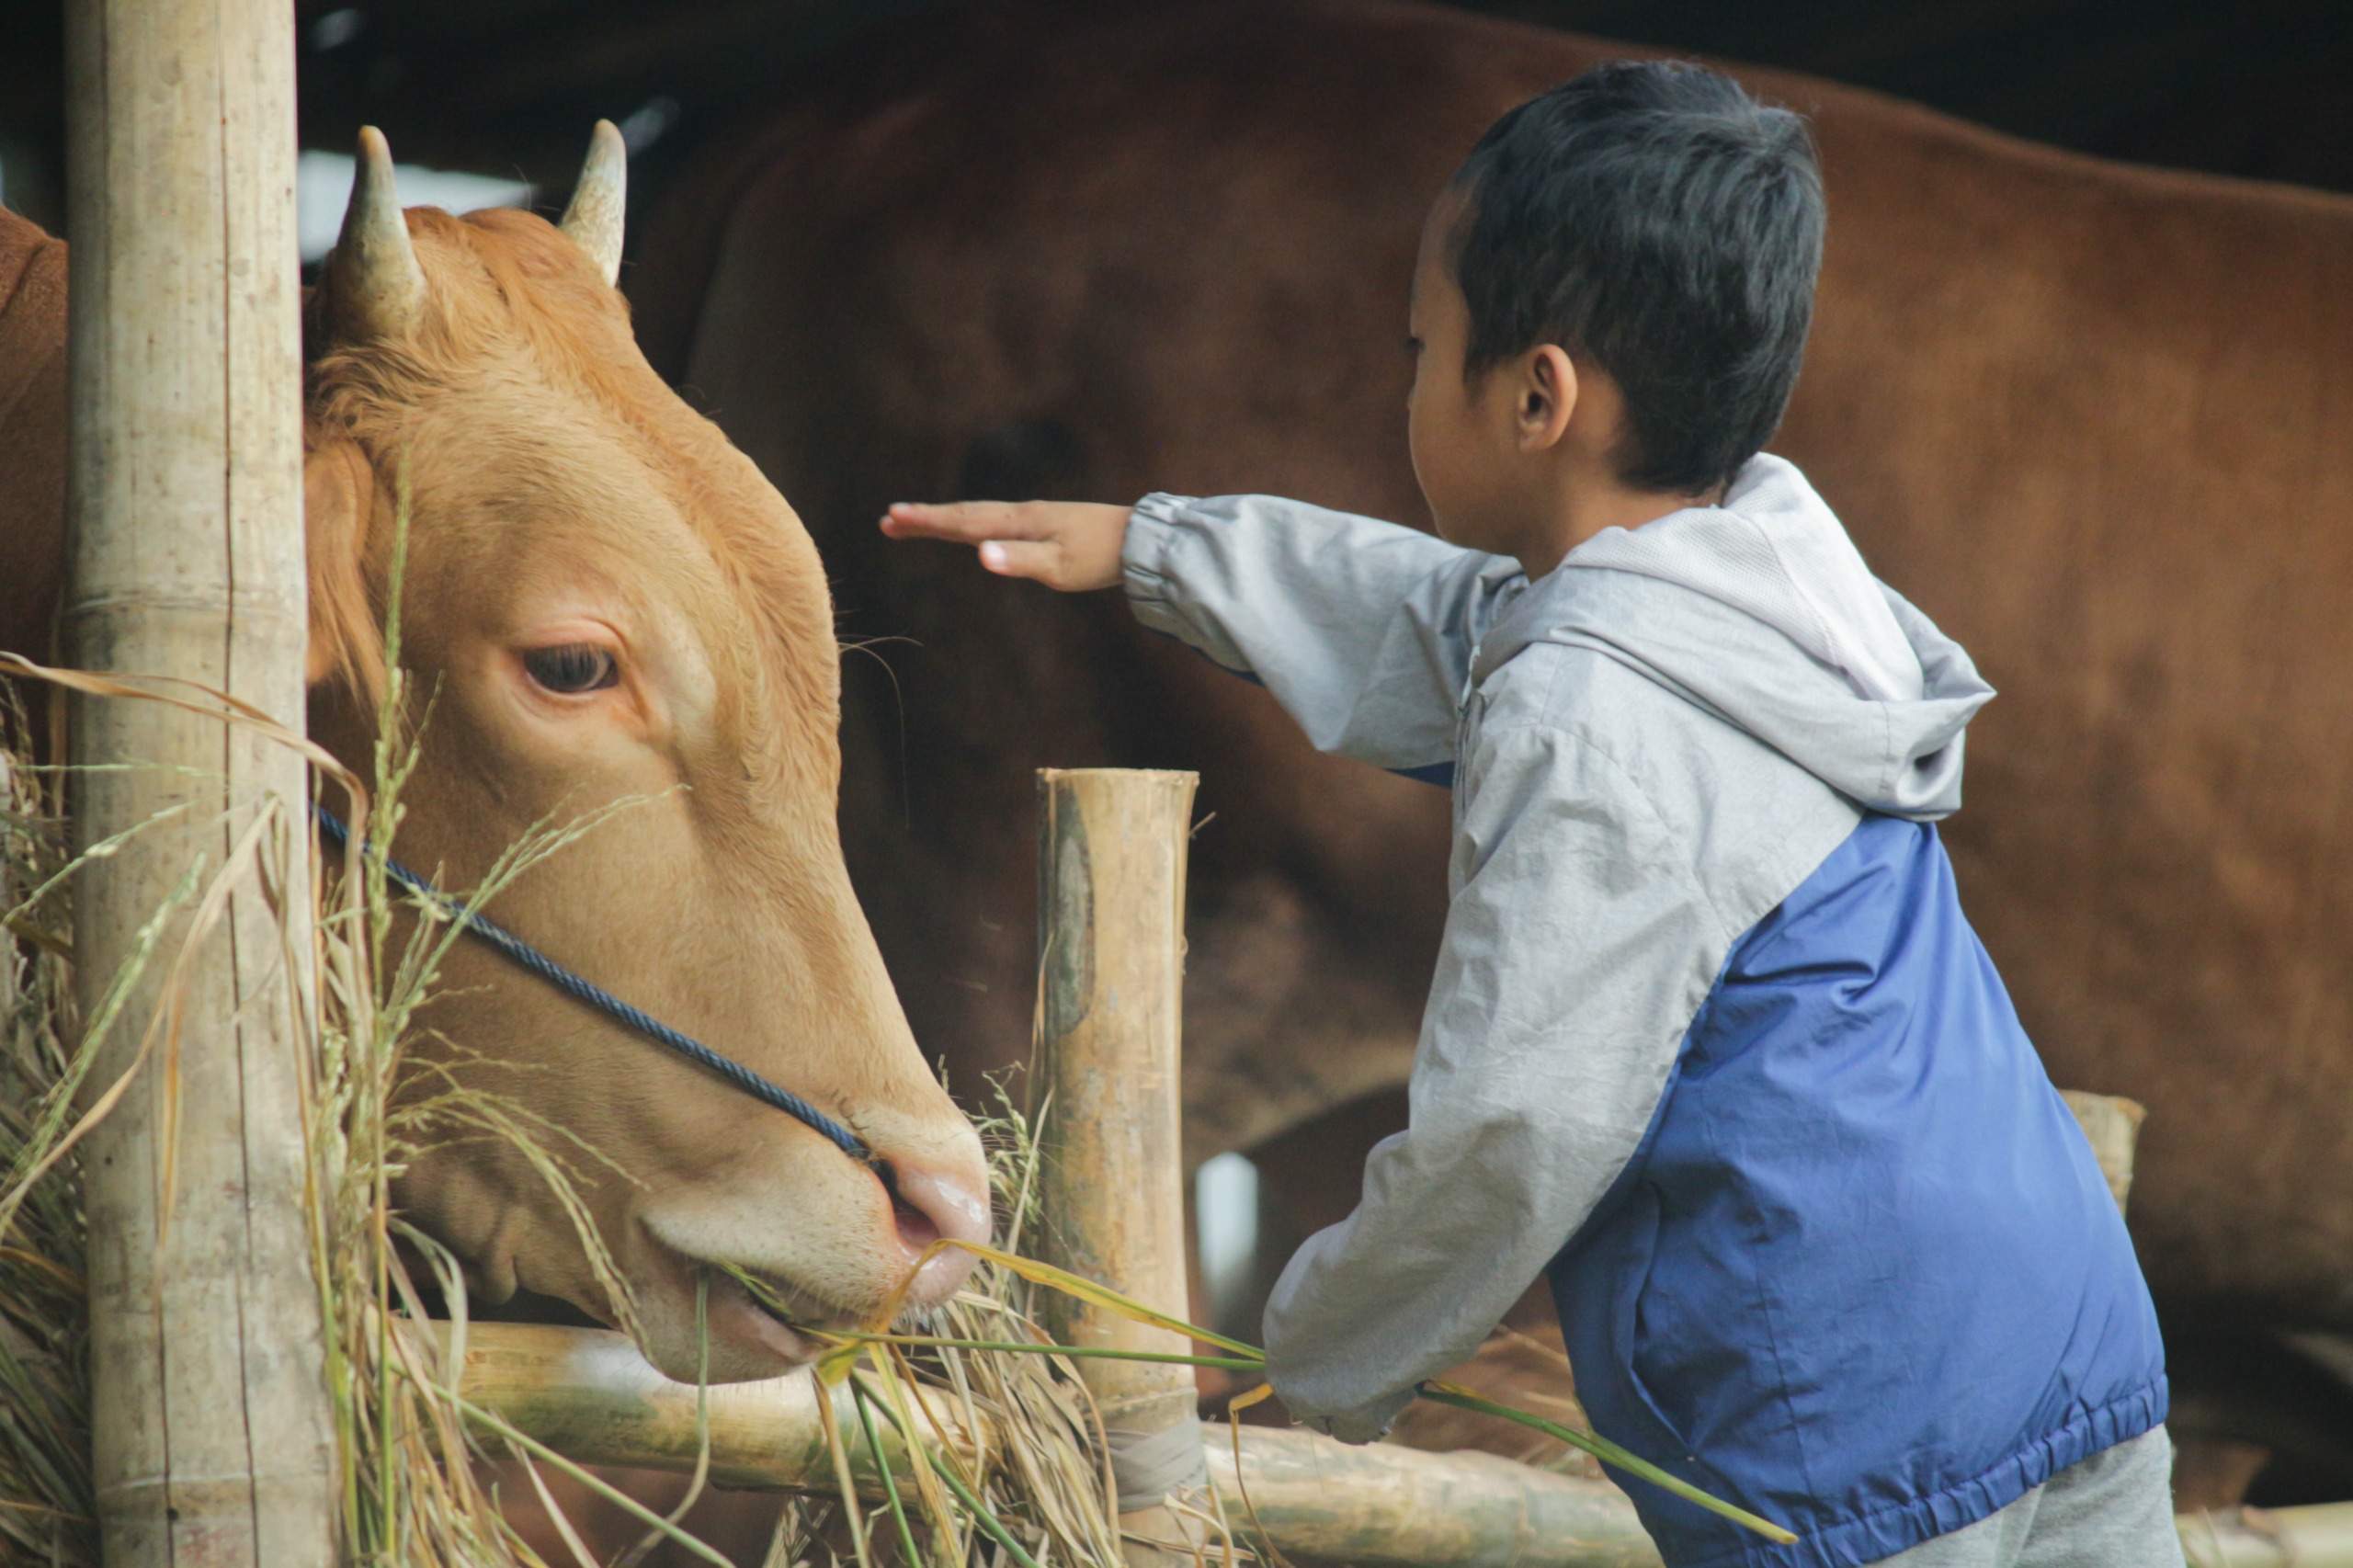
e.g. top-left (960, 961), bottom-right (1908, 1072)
top-left (0, 126), bottom-right (992, 1389)
top-left (630, 0), bottom-right (2353, 1497)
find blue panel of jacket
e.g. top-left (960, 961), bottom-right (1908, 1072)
top-left (1549, 814), bottom-right (2167, 1568)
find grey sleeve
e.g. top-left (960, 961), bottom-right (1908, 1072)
top-left (1121, 493), bottom-right (1523, 771)
top-left (1259, 720), bottom-right (1732, 1441)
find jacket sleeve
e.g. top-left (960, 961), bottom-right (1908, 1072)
top-left (1259, 718), bottom-right (1730, 1442)
top-left (1121, 493), bottom-right (1524, 772)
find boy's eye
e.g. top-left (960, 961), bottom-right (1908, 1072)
top-left (522, 643), bottom-right (620, 695)
top-left (1405, 335), bottom-right (1425, 354)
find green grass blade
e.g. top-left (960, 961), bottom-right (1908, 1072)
top-left (827, 1332), bottom-right (1256, 1371)
top-left (432, 1386), bottom-right (735, 1566)
top-left (1417, 1385), bottom-right (1796, 1544)
top-left (851, 1370), bottom-right (1044, 1568)
top-left (851, 1373), bottom-right (926, 1568)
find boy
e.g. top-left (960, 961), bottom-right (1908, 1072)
top-left (883, 62), bottom-right (2179, 1568)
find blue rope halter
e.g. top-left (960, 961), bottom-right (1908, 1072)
top-left (313, 804), bottom-right (872, 1165)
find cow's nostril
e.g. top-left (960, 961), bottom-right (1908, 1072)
top-left (892, 1192), bottom-right (942, 1254)
top-left (877, 1157), bottom-right (995, 1279)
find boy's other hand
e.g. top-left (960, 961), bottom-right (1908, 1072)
top-left (880, 500), bottom-right (1131, 592)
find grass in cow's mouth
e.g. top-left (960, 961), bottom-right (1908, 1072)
top-left (714, 1101), bottom-right (1149, 1568)
top-left (727, 1262), bottom-right (858, 1337)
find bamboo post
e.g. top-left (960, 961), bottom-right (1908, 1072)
top-left (1034, 767), bottom-right (1211, 1562)
top-left (2058, 1088), bottom-right (2145, 1216)
top-left (62, 1), bottom-right (334, 1563)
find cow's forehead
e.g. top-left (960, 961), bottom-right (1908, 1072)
top-left (325, 208), bottom-right (843, 754)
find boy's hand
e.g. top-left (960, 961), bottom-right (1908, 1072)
top-left (881, 500), bottom-right (1131, 592)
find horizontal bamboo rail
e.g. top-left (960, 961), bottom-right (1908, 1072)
top-left (424, 1321), bottom-right (976, 1494)
top-left (426, 1322), bottom-right (1660, 1568)
top-left (2177, 1503), bottom-right (2353, 1567)
top-left (1212, 1425), bottom-right (1660, 1568)
top-left (433, 1322), bottom-right (2353, 1568)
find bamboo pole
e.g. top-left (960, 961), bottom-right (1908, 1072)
top-left (439, 1322), bottom-right (2353, 1568)
top-left (2058, 1088), bottom-right (2145, 1216)
top-left (61, 1), bottom-right (333, 1563)
top-left (1033, 767), bottom-right (1210, 1562)
top-left (438, 1322), bottom-right (1665, 1568)
top-left (2177, 1504), bottom-right (2353, 1567)
top-left (423, 1322), bottom-right (979, 1494)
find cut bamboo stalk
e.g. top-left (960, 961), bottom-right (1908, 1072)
top-left (435, 1322), bottom-right (1665, 1568)
top-left (2059, 1088), bottom-right (2145, 1216)
top-left (61, 0), bottom-right (333, 1563)
top-left (1034, 767), bottom-right (1210, 1562)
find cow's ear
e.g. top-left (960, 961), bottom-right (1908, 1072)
top-left (304, 437), bottom-right (387, 708)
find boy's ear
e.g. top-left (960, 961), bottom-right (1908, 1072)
top-left (303, 437), bottom-right (388, 709)
top-left (1518, 345), bottom-right (1579, 451)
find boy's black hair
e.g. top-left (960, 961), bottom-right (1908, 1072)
top-left (1449, 61), bottom-right (1824, 495)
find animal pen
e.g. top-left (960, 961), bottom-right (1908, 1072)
top-left (12, 0), bottom-right (2353, 1564)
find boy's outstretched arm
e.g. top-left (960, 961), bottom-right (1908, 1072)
top-left (882, 500), bottom-right (1132, 591)
top-left (886, 493), bottom-right (1522, 772)
top-left (1263, 719), bottom-right (1721, 1442)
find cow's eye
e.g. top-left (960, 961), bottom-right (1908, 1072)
top-left (522, 643), bottom-right (619, 695)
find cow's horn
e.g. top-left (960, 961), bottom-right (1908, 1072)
top-left (559, 120), bottom-right (627, 287)
top-left (328, 126), bottom-right (426, 340)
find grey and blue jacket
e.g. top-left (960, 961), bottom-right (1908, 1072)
top-left (1121, 456), bottom-right (2165, 1568)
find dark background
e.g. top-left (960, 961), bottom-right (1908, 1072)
top-left (3, 0), bottom-right (2349, 246)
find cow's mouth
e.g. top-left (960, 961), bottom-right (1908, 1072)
top-left (733, 1267), bottom-right (858, 1338)
top-left (635, 1223), bottom-right (870, 1372)
top-left (697, 1257), bottom-right (876, 1369)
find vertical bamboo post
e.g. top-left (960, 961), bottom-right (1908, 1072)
top-left (1036, 768), bottom-right (1211, 1564)
top-left (62, 1), bottom-right (335, 1564)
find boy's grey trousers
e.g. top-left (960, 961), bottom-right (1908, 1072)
top-left (1871, 1427), bottom-right (2186, 1567)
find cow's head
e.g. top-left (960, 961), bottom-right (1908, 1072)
top-left (301, 126), bottom-right (989, 1382)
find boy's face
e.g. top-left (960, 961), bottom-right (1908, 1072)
top-left (1406, 191), bottom-right (1525, 556)
top-left (1406, 190), bottom-right (1668, 578)
top-left (1410, 188), bottom-right (1619, 566)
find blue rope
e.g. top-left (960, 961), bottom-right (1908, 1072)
top-left (313, 804), bottom-right (872, 1165)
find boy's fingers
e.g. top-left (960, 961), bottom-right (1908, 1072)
top-left (881, 500), bottom-right (1034, 542)
top-left (977, 539), bottom-right (1061, 582)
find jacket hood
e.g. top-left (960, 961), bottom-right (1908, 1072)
top-left (1474, 455), bottom-right (1994, 819)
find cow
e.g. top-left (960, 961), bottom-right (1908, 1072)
top-left (0, 123), bottom-right (994, 1392)
top-left (625, 0), bottom-right (2353, 1504)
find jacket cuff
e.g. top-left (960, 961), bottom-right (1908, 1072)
top-left (1120, 492), bottom-right (1197, 641)
top-left (1279, 1380), bottom-right (1419, 1447)
top-left (1120, 493), bottom-right (1256, 676)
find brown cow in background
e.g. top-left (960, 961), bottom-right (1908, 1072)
top-left (631, 0), bottom-right (2353, 1506)
top-left (0, 202), bottom-right (65, 668)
